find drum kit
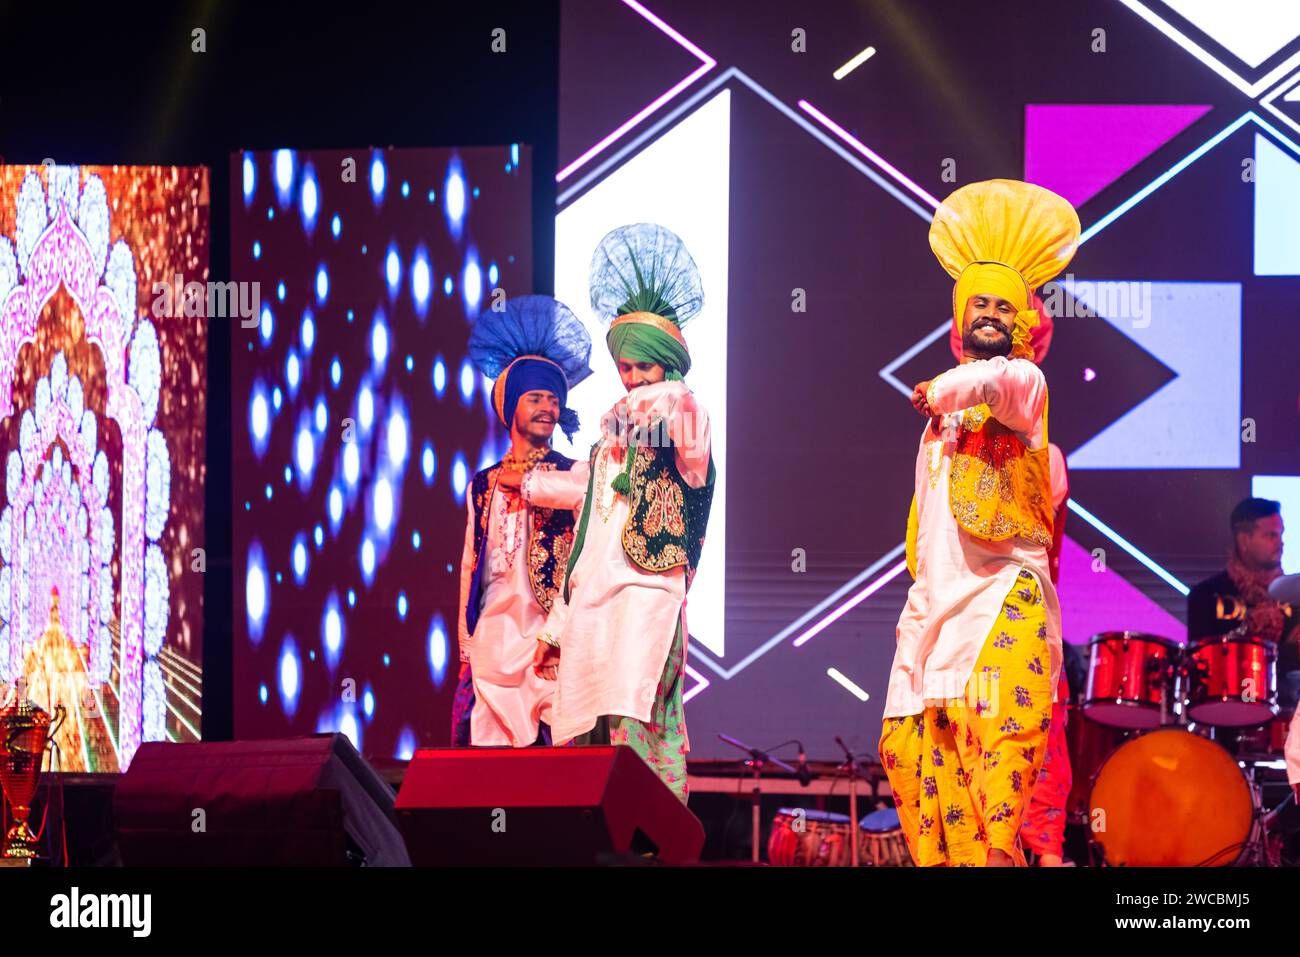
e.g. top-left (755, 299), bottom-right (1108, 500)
top-left (1080, 618), bottom-right (1292, 866)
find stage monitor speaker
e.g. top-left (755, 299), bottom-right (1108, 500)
top-left (113, 734), bottom-right (410, 866)
top-left (395, 744), bottom-right (705, 865)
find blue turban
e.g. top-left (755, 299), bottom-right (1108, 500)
top-left (468, 295), bottom-right (592, 441)
top-left (493, 356), bottom-right (580, 439)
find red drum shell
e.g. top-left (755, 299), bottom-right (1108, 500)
top-left (1084, 632), bottom-right (1176, 729)
top-left (1185, 635), bottom-right (1277, 727)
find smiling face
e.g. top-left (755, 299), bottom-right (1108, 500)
top-left (960, 294), bottom-right (1016, 359)
top-left (511, 389), bottom-right (560, 442)
top-left (616, 358), bottom-right (666, 391)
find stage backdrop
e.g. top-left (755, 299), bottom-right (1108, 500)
top-left (0, 165), bottom-right (208, 771)
top-left (231, 146), bottom-right (532, 763)
top-left (556, 0), bottom-right (1300, 760)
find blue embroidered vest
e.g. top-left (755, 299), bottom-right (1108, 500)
top-left (464, 449), bottom-right (577, 637)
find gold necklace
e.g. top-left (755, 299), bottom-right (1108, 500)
top-left (494, 446), bottom-right (548, 570)
top-left (501, 445), bottom-right (548, 472)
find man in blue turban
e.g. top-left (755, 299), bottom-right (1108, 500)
top-left (451, 295), bottom-right (591, 748)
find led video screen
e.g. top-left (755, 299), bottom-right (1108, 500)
top-left (0, 164), bottom-right (209, 771)
top-left (231, 145), bottom-right (532, 762)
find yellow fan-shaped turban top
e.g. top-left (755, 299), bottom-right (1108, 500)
top-left (929, 179), bottom-right (1080, 360)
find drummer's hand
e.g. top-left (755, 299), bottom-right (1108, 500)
top-left (497, 468), bottom-right (524, 491)
top-left (532, 640), bottom-right (560, 681)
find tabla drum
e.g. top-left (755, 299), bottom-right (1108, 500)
top-left (1185, 635), bottom-right (1277, 727)
top-left (767, 809), bottom-right (853, 866)
top-left (1088, 729), bottom-right (1255, 867)
top-left (857, 807), bottom-right (912, 866)
top-left (1084, 632), bottom-right (1176, 728)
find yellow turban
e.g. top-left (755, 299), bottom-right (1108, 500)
top-left (929, 179), bottom-right (1080, 360)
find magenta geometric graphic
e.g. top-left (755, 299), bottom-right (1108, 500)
top-left (1025, 104), bottom-right (1211, 207)
top-left (1057, 536), bottom-right (1187, 645)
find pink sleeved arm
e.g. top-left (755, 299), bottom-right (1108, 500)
top-left (523, 461), bottom-right (590, 510)
top-left (925, 356), bottom-right (1046, 439)
top-left (1049, 442), bottom-right (1069, 514)
top-left (632, 383), bottom-right (712, 489)
top-left (667, 389), bottom-right (711, 489)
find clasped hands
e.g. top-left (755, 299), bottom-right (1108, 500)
top-left (531, 639), bottom-right (560, 681)
top-left (911, 379), bottom-right (942, 433)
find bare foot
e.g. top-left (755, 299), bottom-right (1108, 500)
top-left (986, 848), bottom-right (1015, 867)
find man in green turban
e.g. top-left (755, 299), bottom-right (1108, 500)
top-left (501, 224), bottom-right (715, 803)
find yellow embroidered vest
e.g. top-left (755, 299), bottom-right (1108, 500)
top-left (906, 396), bottom-right (1052, 578)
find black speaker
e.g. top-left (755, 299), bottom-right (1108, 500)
top-left (114, 734), bottom-right (409, 866)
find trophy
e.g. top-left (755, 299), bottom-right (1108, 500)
top-left (0, 687), bottom-right (65, 859)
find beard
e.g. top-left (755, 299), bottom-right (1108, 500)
top-left (962, 321), bottom-right (1012, 359)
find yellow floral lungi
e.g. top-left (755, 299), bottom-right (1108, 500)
top-left (879, 569), bottom-right (1053, 866)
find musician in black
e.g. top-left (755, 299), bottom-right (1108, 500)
top-left (1187, 497), bottom-right (1299, 710)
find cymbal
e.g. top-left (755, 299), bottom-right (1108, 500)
top-left (1267, 572), bottom-right (1300, 604)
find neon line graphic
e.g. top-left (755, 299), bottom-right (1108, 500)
top-left (1116, 0), bottom-right (1300, 97)
top-left (689, 542), bottom-right (908, 681)
top-left (799, 100), bottom-right (941, 209)
top-left (1067, 498), bottom-right (1190, 595)
top-left (682, 661), bottom-right (710, 704)
top-left (793, 559), bottom-right (909, 647)
top-left (833, 45), bottom-right (877, 80)
top-left (556, 0), bottom-right (716, 182)
top-left (1260, 71), bottom-right (1300, 143)
top-left (1080, 112), bottom-right (1253, 243)
top-left (879, 320), bottom-right (950, 398)
top-left (827, 668), bottom-right (871, 701)
top-left (558, 68), bottom-right (935, 222)
top-left (1254, 92), bottom-right (1300, 159)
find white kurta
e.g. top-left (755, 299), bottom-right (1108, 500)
top-left (524, 380), bottom-right (712, 744)
top-left (884, 356), bottom-right (1063, 719)
top-left (457, 482), bottom-right (556, 747)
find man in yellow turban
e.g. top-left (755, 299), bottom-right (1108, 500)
top-left (879, 179), bottom-right (1080, 866)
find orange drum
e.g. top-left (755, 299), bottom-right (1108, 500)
top-left (1088, 729), bottom-right (1255, 866)
top-left (1084, 632), bottom-right (1176, 729)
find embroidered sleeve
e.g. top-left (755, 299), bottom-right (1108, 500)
top-left (925, 357), bottom-right (1046, 438)
top-left (523, 461), bottom-right (590, 510)
top-left (457, 495), bottom-right (476, 663)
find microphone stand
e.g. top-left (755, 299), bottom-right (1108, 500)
top-left (835, 736), bottom-right (860, 867)
top-left (718, 733), bottom-right (798, 864)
